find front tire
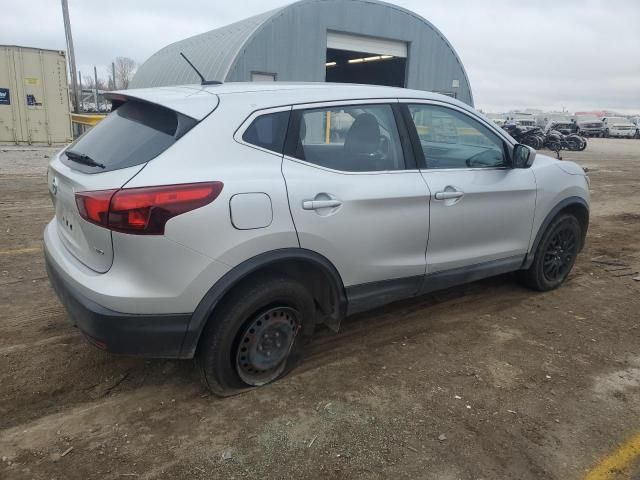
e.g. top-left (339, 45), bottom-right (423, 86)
top-left (197, 274), bottom-right (316, 396)
top-left (518, 214), bottom-right (582, 292)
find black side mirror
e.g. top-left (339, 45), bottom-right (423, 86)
top-left (512, 144), bottom-right (536, 168)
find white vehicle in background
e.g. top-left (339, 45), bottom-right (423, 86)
top-left (574, 116), bottom-right (604, 138)
top-left (536, 113), bottom-right (571, 128)
top-left (544, 120), bottom-right (575, 135)
top-left (601, 117), bottom-right (636, 138)
top-left (513, 117), bottom-right (537, 131)
top-left (631, 117), bottom-right (640, 139)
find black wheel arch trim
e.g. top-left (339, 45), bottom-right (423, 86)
top-left (180, 248), bottom-right (347, 358)
top-left (522, 196), bottom-right (589, 270)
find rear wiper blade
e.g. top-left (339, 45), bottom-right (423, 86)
top-left (65, 149), bottom-right (106, 169)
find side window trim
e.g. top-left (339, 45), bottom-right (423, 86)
top-left (398, 103), bottom-right (426, 169)
top-left (284, 100), bottom-right (413, 173)
top-left (283, 108), bottom-right (304, 160)
top-left (391, 103), bottom-right (417, 170)
top-left (401, 101), bottom-right (512, 171)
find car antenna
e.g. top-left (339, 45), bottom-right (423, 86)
top-left (179, 52), bottom-right (222, 86)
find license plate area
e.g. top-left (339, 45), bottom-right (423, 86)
top-left (56, 203), bottom-right (82, 249)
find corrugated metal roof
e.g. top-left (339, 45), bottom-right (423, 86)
top-left (130, 8), bottom-right (283, 88)
top-left (130, 0), bottom-right (473, 106)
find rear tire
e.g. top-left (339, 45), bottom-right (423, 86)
top-left (518, 214), bottom-right (582, 292)
top-left (196, 274), bottom-right (316, 396)
top-left (579, 137), bottom-right (587, 151)
top-left (566, 139), bottom-right (581, 151)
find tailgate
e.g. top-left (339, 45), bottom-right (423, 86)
top-left (48, 156), bottom-right (144, 273)
top-left (46, 92), bottom-right (217, 273)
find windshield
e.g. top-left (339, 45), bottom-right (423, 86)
top-left (61, 101), bottom-right (196, 173)
top-left (576, 116), bottom-right (601, 123)
top-left (608, 117), bottom-right (630, 124)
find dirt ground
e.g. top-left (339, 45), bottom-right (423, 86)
top-left (1, 138), bottom-right (639, 480)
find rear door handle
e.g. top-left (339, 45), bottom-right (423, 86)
top-left (434, 191), bottom-right (464, 200)
top-left (302, 199), bottom-right (343, 210)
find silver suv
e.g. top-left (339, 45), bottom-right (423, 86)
top-left (44, 83), bottom-right (590, 395)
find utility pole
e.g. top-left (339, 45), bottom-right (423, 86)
top-left (78, 71), bottom-right (83, 111)
top-left (93, 66), bottom-right (99, 111)
top-left (112, 62), bottom-right (117, 90)
top-left (61, 0), bottom-right (80, 113)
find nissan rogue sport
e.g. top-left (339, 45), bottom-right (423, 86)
top-left (44, 83), bottom-right (590, 395)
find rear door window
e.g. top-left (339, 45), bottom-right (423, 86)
top-left (61, 101), bottom-right (196, 173)
top-left (291, 104), bottom-right (405, 172)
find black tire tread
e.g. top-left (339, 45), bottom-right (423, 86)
top-left (518, 214), bottom-right (582, 292)
top-left (196, 273), bottom-right (315, 396)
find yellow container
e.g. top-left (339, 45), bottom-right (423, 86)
top-left (0, 45), bottom-right (73, 144)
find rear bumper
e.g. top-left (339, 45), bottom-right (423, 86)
top-left (45, 248), bottom-right (193, 358)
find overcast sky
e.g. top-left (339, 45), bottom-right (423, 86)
top-left (2, 0), bottom-right (639, 113)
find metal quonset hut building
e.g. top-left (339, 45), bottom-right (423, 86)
top-left (131, 0), bottom-right (473, 106)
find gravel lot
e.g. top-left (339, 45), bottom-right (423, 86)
top-left (1, 139), bottom-right (639, 479)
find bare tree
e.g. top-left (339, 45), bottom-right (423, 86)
top-left (113, 57), bottom-right (137, 89)
top-left (83, 75), bottom-right (107, 91)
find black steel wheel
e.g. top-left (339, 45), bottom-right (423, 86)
top-left (197, 274), bottom-right (315, 396)
top-left (518, 214), bottom-right (582, 291)
top-left (235, 306), bottom-right (300, 386)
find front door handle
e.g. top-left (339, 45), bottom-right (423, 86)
top-left (434, 190), bottom-right (464, 200)
top-left (302, 199), bottom-right (343, 210)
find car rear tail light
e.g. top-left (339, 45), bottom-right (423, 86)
top-left (75, 182), bottom-right (223, 234)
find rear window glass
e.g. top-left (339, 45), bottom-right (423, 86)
top-left (242, 111), bottom-right (290, 154)
top-left (61, 101), bottom-right (196, 173)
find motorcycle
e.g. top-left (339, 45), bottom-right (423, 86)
top-left (502, 124), bottom-right (545, 150)
top-left (545, 129), bottom-right (587, 159)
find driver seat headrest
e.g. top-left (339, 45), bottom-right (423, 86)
top-left (344, 113), bottom-right (380, 157)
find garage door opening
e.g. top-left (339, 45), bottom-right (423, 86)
top-left (325, 32), bottom-right (407, 88)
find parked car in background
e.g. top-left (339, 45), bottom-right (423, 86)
top-left (574, 116), bottom-right (604, 137)
top-left (631, 117), bottom-right (640, 138)
top-left (536, 113), bottom-right (571, 128)
top-left (544, 120), bottom-right (576, 135)
top-left (514, 117), bottom-right (537, 131)
top-left (44, 82), bottom-right (590, 395)
top-left (601, 117), bottom-right (636, 138)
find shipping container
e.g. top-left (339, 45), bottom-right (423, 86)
top-left (0, 45), bottom-right (73, 144)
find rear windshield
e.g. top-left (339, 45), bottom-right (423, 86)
top-left (61, 101), bottom-right (196, 173)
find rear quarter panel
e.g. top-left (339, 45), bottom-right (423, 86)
top-left (123, 96), bottom-right (299, 268)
